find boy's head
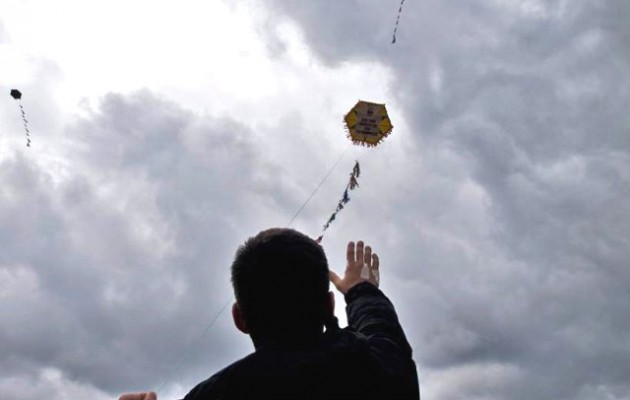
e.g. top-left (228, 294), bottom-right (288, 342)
top-left (230, 228), bottom-right (333, 344)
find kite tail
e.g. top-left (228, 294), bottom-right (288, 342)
top-left (317, 161), bottom-right (361, 243)
top-left (391, 0), bottom-right (406, 44)
top-left (19, 104), bottom-right (31, 147)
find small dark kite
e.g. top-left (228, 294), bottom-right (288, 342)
top-left (10, 89), bottom-right (31, 147)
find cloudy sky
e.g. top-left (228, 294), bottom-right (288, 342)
top-left (1, 0), bottom-right (629, 399)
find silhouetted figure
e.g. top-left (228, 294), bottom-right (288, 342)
top-left (120, 228), bottom-right (419, 400)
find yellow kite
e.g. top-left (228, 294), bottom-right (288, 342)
top-left (344, 101), bottom-right (393, 147)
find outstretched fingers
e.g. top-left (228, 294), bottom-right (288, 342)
top-left (364, 245), bottom-right (372, 267)
top-left (346, 241), bottom-right (355, 266)
top-left (371, 253), bottom-right (380, 285)
top-left (333, 240), bottom-right (380, 294)
top-left (355, 241), bottom-right (365, 266)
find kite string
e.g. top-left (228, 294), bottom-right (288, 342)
top-left (156, 143), bottom-right (353, 394)
top-left (155, 298), bottom-right (232, 394)
top-left (391, 0), bottom-right (406, 44)
top-left (287, 144), bottom-right (353, 227)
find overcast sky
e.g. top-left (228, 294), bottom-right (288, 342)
top-left (1, 1), bottom-right (629, 399)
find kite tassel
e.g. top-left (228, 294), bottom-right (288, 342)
top-left (391, 0), bottom-right (406, 45)
top-left (352, 161), bottom-right (361, 178)
top-left (12, 97), bottom-right (32, 148)
top-left (349, 176), bottom-right (359, 190)
top-left (317, 161), bottom-right (362, 241)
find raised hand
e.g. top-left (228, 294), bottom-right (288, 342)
top-left (330, 241), bottom-right (380, 294)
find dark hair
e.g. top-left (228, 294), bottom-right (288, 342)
top-left (231, 228), bottom-right (330, 341)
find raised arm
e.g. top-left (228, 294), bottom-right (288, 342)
top-left (330, 241), bottom-right (419, 399)
top-left (330, 241), bottom-right (411, 354)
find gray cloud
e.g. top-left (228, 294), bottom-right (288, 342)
top-left (256, 0), bottom-right (630, 399)
top-left (3, 1), bottom-right (630, 399)
top-left (1, 90), bottom-right (296, 397)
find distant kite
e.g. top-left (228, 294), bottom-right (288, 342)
top-left (391, 0), bottom-right (406, 44)
top-left (10, 89), bottom-right (31, 147)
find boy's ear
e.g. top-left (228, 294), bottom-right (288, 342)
top-left (232, 302), bottom-right (249, 334)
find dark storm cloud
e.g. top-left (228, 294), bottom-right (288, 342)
top-left (257, 1), bottom-right (630, 399)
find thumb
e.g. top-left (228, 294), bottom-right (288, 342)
top-left (147, 392), bottom-right (157, 400)
top-left (329, 270), bottom-right (342, 291)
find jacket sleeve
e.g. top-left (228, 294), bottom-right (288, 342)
top-left (345, 281), bottom-right (420, 399)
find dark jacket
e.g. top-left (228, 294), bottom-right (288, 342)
top-left (182, 282), bottom-right (419, 399)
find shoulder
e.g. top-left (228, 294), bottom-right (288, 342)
top-left (182, 355), bottom-right (255, 400)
